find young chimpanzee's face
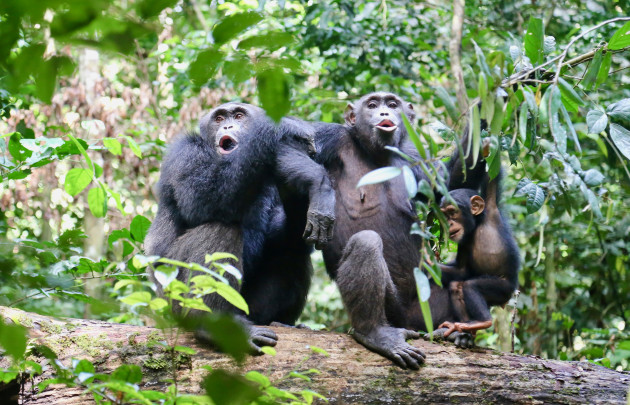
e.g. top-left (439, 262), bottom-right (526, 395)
top-left (344, 92), bottom-right (416, 152)
top-left (441, 203), bottom-right (466, 243)
top-left (201, 103), bottom-right (264, 155)
top-left (440, 189), bottom-right (486, 244)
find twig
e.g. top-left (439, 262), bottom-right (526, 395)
top-left (510, 290), bottom-right (520, 353)
top-left (449, 0), bottom-right (468, 112)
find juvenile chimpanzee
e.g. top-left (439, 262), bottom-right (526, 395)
top-left (436, 165), bottom-right (520, 337)
top-left (312, 92), bottom-right (483, 369)
top-left (145, 102), bottom-right (336, 353)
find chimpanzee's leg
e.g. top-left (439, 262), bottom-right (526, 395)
top-left (335, 230), bottom-right (426, 370)
top-left (165, 223), bottom-right (278, 353)
top-left (439, 276), bottom-right (514, 337)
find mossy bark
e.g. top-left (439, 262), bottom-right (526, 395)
top-left (1, 307), bottom-right (629, 404)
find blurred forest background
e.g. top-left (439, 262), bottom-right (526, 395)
top-left (1, 0), bottom-right (629, 394)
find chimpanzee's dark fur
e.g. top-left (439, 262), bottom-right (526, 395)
top-left (145, 103), bottom-right (335, 352)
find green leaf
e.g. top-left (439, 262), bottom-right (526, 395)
top-left (413, 267), bottom-right (433, 336)
top-left (401, 113), bottom-right (425, 159)
top-left (103, 138), bottom-right (122, 155)
top-left (174, 345), bottom-right (197, 355)
top-left (583, 169), bottom-right (605, 187)
top-left (0, 319), bottom-right (27, 361)
top-left (124, 136), bottom-right (142, 158)
top-left (596, 52), bottom-right (612, 89)
top-left (111, 364), bottom-right (142, 384)
top-left (356, 167), bottom-right (402, 188)
top-left (609, 123), bottom-right (630, 161)
top-left (309, 345), bottom-right (330, 356)
top-left (417, 179), bottom-right (435, 201)
top-left (607, 98), bottom-right (630, 122)
top-left (608, 21), bottom-right (630, 50)
top-left (130, 215), bottom-right (151, 243)
top-left (120, 291), bottom-right (151, 306)
top-left (238, 31), bottom-right (294, 50)
top-left (214, 281), bottom-right (249, 314)
top-left (586, 109), bottom-right (608, 134)
top-left (245, 371), bottom-right (271, 388)
top-left (212, 11), bottom-right (263, 45)
top-left (471, 105), bottom-right (481, 169)
top-left (136, 0), bottom-right (178, 19)
top-left (582, 49), bottom-right (602, 90)
top-left (189, 48), bottom-right (223, 86)
top-left (64, 168), bottom-right (93, 196)
top-left (435, 86), bottom-right (459, 121)
top-left (256, 67), bottom-right (290, 122)
top-left (519, 102), bottom-right (528, 142)
top-left (149, 298), bottom-right (168, 310)
top-left (88, 187), bottom-right (107, 217)
top-left (514, 178), bottom-right (545, 214)
top-left (524, 17), bottom-right (544, 65)
top-left (401, 166), bottom-right (417, 198)
top-left (558, 77), bottom-right (583, 107)
top-left (260, 346), bottom-right (276, 356)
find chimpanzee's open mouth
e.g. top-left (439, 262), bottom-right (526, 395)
top-left (218, 135), bottom-right (239, 154)
top-left (376, 119), bottom-right (397, 132)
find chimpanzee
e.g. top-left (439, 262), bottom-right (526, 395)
top-left (436, 164), bottom-right (520, 338)
top-left (145, 102), bottom-right (336, 353)
top-left (311, 92), bottom-right (484, 369)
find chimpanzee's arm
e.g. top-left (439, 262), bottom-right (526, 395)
top-left (145, 184), bottom-right (180, 257)
top-left (274, 144), bottom-right (336, 249)
top-left (439, 262), bottom-right (467, 285)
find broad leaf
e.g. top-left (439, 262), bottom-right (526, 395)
top-left (583, 169), bottom-right (605, 187)
top-left (607, 99), bottom-right (630, 122)
top-left (64, 168), bottom-right (92, 196)
top-left (256, 67), bottom-right (290, 122)
top-left (609, 123), bottom-right (630, 161)
top-left (402, 166), bottom-right (417, 198)
top-left (103, 138), bottom-right (122, 155)
top-left (356, 166), bottom-right (401, 188)
top-left (212, 11), bottom-right (263, 45)
top-left (524, 17), bottom-right (544, 65)
top-left (87, 187), bottom-right (107, 218)
top-left (130, 215), bottom-right (151, 243)
top-left (608, 21), bottom-right (630, 50)
top-left (586, 109), bottom-right (608, 134)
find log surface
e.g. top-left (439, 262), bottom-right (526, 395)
top-left (1, 307), bottom-right (629, 404)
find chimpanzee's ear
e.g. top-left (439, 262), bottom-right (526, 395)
top-left (406, 102), bottom-right (416, 122)
top-left (470, 195), bottom-right (485, 216)
top-left (344, 103), bottom-right (356, 126)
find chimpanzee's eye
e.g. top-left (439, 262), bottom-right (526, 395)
top-left (234, 112), bottom-right (244, 119)
top-left (367, 102), bottom-right (377, 109)
top-left (388, 101), bottom-right (398, 108)
top-left (215, 115), bottom-right (225, 123)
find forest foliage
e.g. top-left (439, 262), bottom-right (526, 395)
top-left (0, 0), bottom-right (629, 403)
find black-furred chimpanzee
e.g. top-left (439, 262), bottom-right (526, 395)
top-left (436, 160), bottom-right (520, 338)
top-left (145, 102), bottom-right (335, 353)
top-left (312, 92), bottom-right (484, 369)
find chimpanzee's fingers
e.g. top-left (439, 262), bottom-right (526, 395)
top-left (302, 222), bottom-right (314, 241)
top-left (390, 353), bottom-right (408, 369)
top-left (405, 347), bottom-right (426, 362)
top-left (398, 351), bottom-right (420, 370)
top-left (404, 329), bottom-right (421, 340)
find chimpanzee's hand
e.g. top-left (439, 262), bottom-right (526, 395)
top-left (303, 209), bottom-right (335, 249)
top-left (424, 327), bottom-right (475, 349)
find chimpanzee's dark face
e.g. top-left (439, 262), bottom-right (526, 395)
top-left (344, 92), bottom-right (416, 153)
top-left (200, 103), bottom-right (264, 155)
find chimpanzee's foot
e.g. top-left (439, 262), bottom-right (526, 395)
top-left (425, 327), bottom-right (475, 349)
top-left (247, 325), bottom-right (278, 354)
top-left (353, 326), bottom-right (426, 370)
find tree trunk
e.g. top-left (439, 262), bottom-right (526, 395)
top-left (1, 307), bottom-right (628, 404)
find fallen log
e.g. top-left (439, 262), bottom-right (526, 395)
top-left (1, 306), bottom-right (628, 404)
